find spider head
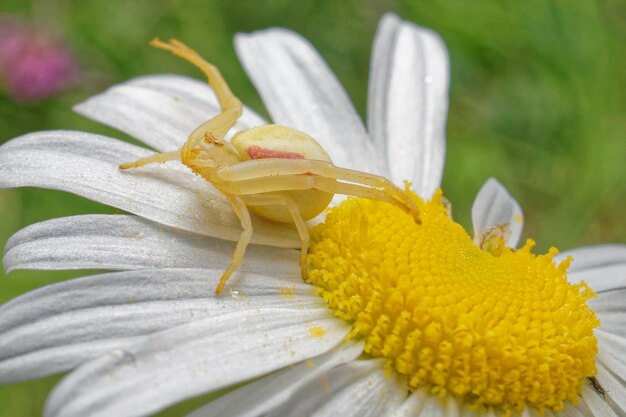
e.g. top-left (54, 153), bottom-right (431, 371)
top-left (182, 133), bottom-right (242, 171)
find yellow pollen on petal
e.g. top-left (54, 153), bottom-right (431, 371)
top-left (307, 190), bottom-right (600, 414)
top-left (309, 325), bottom-right (327, 339)
top-left (278, 286), bottom-right (296, 299)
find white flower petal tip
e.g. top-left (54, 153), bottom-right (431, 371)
top-left (187, 341), bottom-right (365, 417)
top-left (368, 13), bottom-right (449, 196)
top-left (3, 214), bottom-right (299, 275)
top-left (44, 308), bottom-right (350, 417)
top-left (74, 74), bottom-right (265, 152)
top-left (234, 28), bottom-right (380, 174)
top-left (0, 268), bottom-right (318, 383)
top-left (0, 131), bottom-right (299, 248)
top-left (472, 177), bottom-right (524, 248)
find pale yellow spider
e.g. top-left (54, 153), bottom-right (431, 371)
top-left (120, 38), bottom-right (419, 294)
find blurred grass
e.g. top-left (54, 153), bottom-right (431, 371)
top-left (0, 0), bottom-right (624, 415)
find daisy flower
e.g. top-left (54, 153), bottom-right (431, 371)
top-left (1, 13), bottom-right (625, 417)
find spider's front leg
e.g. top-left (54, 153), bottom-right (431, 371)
top-left (120, 38), bottom-right (243, 170)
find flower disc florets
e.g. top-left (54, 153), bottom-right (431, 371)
top-left (307, 190), bottom-right (600, 414)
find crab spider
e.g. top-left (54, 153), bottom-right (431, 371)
top-left (120, 38), bottom-right (420, 294)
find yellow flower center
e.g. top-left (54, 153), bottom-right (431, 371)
top-left (307, 190), bottom-right (599, 414)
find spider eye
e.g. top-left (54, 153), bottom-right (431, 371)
top-left (204, 132), bottom-right (224, 146)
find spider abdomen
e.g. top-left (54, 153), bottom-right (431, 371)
top-left (231, 124), bottom-right (334, 222)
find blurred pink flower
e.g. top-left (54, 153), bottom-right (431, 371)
top-left (0, 18), bottom-right (78, 101)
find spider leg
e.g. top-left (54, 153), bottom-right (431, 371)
top-left (215, 195), bottom-right (253, 295)
top-left (119, 151), bottom-right (181, 170)
top-left (152, 38), bottom-right (242, 150)
top-left (218, 159), bottom-right (419, 222)
top-left (241, 194), bottom-right (310, 282)
top-left (122, 39), bottom-right (244, 170)
top-left (313, 177), bottom-right (408, 214)
top-left (150, 38), bottom-right (242, 128)
top-left (220, 174), bottom-right (406, 215)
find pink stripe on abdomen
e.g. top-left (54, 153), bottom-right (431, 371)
top-left (247, 145), bottom-right (305, 160)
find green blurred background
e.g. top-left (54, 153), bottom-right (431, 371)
top-left (0, 0), bottom-right (624, 415)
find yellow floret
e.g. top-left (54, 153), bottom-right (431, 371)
top-left (307, 190), bottom-right (599, 414)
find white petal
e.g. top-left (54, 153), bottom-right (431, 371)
top-left (596, 362), bottom-right (626, 415)
top-left (597, 330), bottom-right (626, 368)
top-left (596, 313), bottom-right (626, 338)
top-left (0, 268), bottom-right (317, 383)
top-left (456, 402), bottom-right (498, 417)
top-left (266, 359), bottom-right (406, 417)
top-left (74, 74), bottom-right (266, 152)
top-left (471, 177), bottom-right (524, 248)
top-left (368, 13), bottom-right (449, 195)
top-left (421, 396), bottom-right (460, 417)
top-left (234, 29), bottom-right (380, 174)
top-left (389, 389), bottom-right (429, 417)
top-left (581, 382), bottom-right (619, 417)
top-left (569, 264), bottom-right (626, 293)
top-left (555, 245), bottom-right (626, 273)
top-left (45, 308), bottom-right (349, 417)
top-left (520, 405), bottom-right (539, 417)
top-left (414, 393), bottom-right (453, 417)
top-left (560, 401), bottom-right (591, 417)
top-left (4, 214), bottom-right (298, 275)
top-left (0, 338), bottom-right (141, 384)
top-left (558, 245), bottom-right (626, 292)
top-left (0, 131), bottom-right (299, 248)
top-left (589, 289), bottom-right (626, 313)
top-left (598, 348), bottom-right (626, 381)
top-left (588, 288), bottom-right (626, 338)
top-left (186, 341), bottom-right (364, 417)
